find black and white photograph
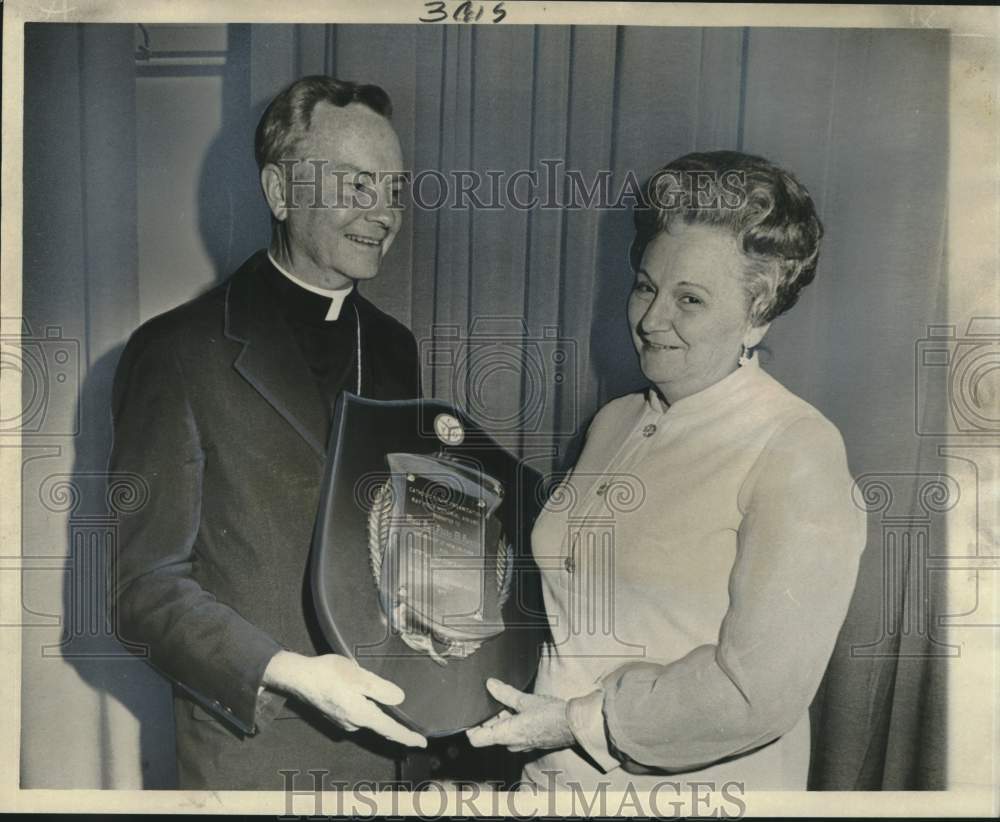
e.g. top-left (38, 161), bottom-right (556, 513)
top-left (2, 0), bottom-right (998, 816)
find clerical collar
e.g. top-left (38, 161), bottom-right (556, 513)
top-left (267, 251), bottom-right (354, 321)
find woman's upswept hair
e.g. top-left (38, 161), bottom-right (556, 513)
top-left (631, 151), bottom-right (823, 326)
top-left (254, 75), bottom-right (393, 171)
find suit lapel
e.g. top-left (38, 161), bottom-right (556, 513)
top-left (224, 253), bottom-right (329, 457)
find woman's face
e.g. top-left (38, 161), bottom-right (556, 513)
top-left (628, 223), bottom-right (768, 404)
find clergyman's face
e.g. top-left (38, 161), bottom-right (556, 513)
top-left (272, 101), bottom-right (404, 289)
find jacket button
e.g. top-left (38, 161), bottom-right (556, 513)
top-left (642, 423), bottom-right (657, 437)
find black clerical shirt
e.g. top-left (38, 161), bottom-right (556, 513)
top-left (261, 261), bottom-right (358, 420)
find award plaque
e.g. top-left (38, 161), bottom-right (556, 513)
top-left (310, 394), bottom-right (548, 737)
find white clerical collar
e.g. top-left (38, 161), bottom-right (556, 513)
top-left (267, 251), bottom-right (354, 321)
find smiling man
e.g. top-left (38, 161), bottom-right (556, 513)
top-left (110, 77), bottom-right (426, 790)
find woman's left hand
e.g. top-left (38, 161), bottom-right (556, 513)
top-left (465, 678), bottom-right (575, 753)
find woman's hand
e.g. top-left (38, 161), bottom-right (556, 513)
top-left (465, 678), bottom-right (575, 753)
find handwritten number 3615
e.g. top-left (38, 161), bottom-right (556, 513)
top-left (420, 1), bottom-right (507, 23)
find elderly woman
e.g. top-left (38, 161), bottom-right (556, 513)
top-left (467, 151), bottom-right (866, 791)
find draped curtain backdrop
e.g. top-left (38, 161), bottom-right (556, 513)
top-left (21, 23), bottom-right (949, 789)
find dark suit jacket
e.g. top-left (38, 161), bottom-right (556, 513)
top-left (111, 251), bottom-right (422, 789)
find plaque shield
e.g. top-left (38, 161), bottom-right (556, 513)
top-left (311, 394), bottom-right (548, 737)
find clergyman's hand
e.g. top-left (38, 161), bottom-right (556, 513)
top-left (262, 651), bottom-right (426, 748)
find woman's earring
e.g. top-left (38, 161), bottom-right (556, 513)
top-left (738, 344), bottom-right (752, 367)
